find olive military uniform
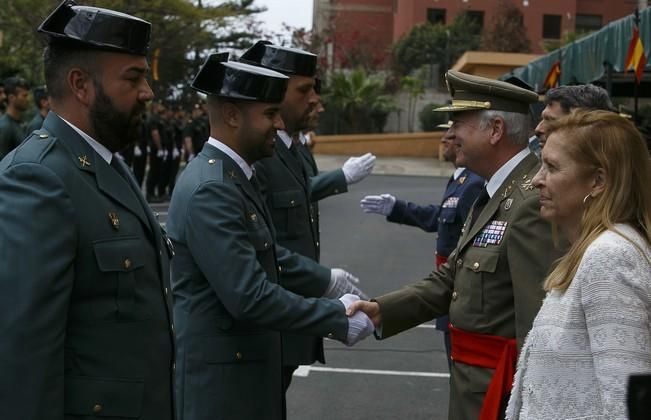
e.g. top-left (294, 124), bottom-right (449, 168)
top-left (374, 71), bottom-right (559, 420)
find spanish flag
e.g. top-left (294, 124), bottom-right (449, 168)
top-left (543, 60), bottom-right (561, 90)
top-left (624, 25), bottom-right (647, 84)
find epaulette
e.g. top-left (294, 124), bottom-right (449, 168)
top-left (11, 129), bottom-right (57, 164)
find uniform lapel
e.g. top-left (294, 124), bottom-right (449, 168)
top-left (297, 143), bottom-right (318, 175)
top-left (207, 146), bottom-right (275, 232)
top-left (43, 113), bottom-right (153, 234)
top-left (275, 136), bottom-right (307, 188)
top-left (457, 154), bottom-right (539, 252)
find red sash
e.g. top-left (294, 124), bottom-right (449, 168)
top-left (435, 254), bottom-right (447, 269)
top-left (449, 324), bottom-right (517, 420)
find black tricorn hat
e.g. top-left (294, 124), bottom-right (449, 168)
top-left (37, 0), bottom-right (151, 56)
top-left (239, 41), bottom-right (317, 77)
top-left (191, 53), bottom-right (289, 103)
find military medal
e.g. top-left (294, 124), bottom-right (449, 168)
top-left (442, 196), bottom-right (459, 208)
top-left (473, 220), bottom-right (508, 247)
top-left (108, 212), bottom-right (120, 230)
top-left (458, 175), bottom-right (466, 184)
top-left (250, 213), bottom-right (258, 222)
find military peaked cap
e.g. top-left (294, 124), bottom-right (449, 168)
top-left (435, 70), bottom-right (539, 114)
top-left (239, 41), bottom-right (317, 77)
top-left (38, 0), bottom-right (151, 56)
top-left (192, 53), bottom-right (288, 103)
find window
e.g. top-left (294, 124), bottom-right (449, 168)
top-left (465, 10), bottom-right (484, 34)
top-left (575, 14), bottom-right (602, 33)
top-left (427, 8), bottom-right (446, 25)
top-left (543, 14), bottom-right (562, 39)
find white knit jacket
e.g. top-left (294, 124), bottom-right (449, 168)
top-left (506, 224), bottom-right (651, 420)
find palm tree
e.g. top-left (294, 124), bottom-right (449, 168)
top-left (325, 69), bottom-right (395, 133)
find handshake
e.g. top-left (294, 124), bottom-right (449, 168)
top-left (337, 293), bottom-right (382, 346)
top-left (326, 268), bottom-right (383, 346)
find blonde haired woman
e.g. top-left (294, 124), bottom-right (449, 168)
top-left (506, 110), bottom-right (651, 420)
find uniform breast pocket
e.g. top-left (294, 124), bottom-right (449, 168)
top-left (270, 189), bottom-right (306, 239)
top-left (461, 251), bottom-right (500, 313)
top-left (93, 236), bottom-right (148, 320)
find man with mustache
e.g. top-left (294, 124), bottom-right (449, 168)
top-left (0, 2), bottom-right (175, 419)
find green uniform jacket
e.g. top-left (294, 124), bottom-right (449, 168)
top-left (254, 136), bottom-right (348, 366)
top-left (375, 153), bottom-right (559, 420)
top-left (0, 112), bottom-right (175, 420)
top-left (166, 143), bottom-right (348, 420)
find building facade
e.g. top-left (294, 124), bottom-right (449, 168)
top-left (314, 0), bottom-right (643, 69)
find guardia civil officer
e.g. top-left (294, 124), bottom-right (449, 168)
top-left (0, 2), bottom-right (175, 419)
top-left (242, 41), bottom-right (375, 394)
top-left (166, 53), bottom-right (374, 420)
top-left (360, 124), bottom-right (484, 366)
top-left (349, 71), bottom-right (560, 420)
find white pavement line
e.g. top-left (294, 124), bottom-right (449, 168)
top-left (294, 365), bottom-right (450, 379)
top-left (416, 324), bottom-right (437, 329)
top-left (293, 365), bottom-right (312, 377)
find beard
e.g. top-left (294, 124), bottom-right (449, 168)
top-left (89, 82), bottom-right (145, 153)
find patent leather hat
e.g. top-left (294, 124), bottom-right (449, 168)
top-left (239, 41), bottom-right (317, 77)
top-left (38, 0), bottom-right (151, 56)
top-left (192, 53), bottom-right (289, 103)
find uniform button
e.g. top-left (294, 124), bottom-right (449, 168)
top-left (263, 242), bottom-right (269, 249)
top-left (93, 404), bottom-right (102, 414)
top-left (164, 287), bottom-right (169, 296)
top-left (159, 250), bottom-right (163, 256)
top-left (277, 265), bottom-right (282, 273)
top-left (456, 258), bottom-right (463, 267)
top-left (123, 258), bottom-right (132, 269)
top-left (290, 200), bottom-right (295, 206)
top-left (310, 218), bottom-right (314, 223)
top-left (172, 362), bottom-right (176, 371)
top-left (452, 291), bottom-right (458, 301)
top-left (235, 352), bottom-right (243, 360)
top-left (327, 332), bottom-right (334, 338)
top-left (171, 324), bottom-right (175, 333)
top-left (208, 159), bottom-right (216, 164)
top-left (316, 241), bottom-right (320, 247)
top-left (472, 262), bottom-right (480, 271)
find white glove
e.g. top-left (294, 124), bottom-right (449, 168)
top-left (134, 145), bottom-right (143, 157)
top-left (338, 294), bottom-right (375, 346)
top-left (342, 153), bottom-right (376, 184)
top-left (324, 268), bottom-right (368, 300)
top-left (156, 149), bottom-right (165, 158)
top-left (360, 194), bottom-right (396, 216)
top-left (172, 148), bottom-right (180, 159)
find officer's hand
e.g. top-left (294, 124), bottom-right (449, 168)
top-left (338, 294), bottom-right (375, 346)
top-left (156, 149), bottom-right (165, 158)
top-left (324, 268), bottom-right (368, 300)
top-left (360, 194), bottom-right (396, 216)
top-left (134, 145), bottom-right (143, 157)
top-left (342, 153), bottom-right (376, 184)
top-left (346, 299), bottom-right (382, 327)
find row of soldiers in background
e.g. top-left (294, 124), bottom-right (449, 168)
top-left (121, 101), bottom-right (209, 202)
top-left (0, 76), bottom-right (210, 202)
